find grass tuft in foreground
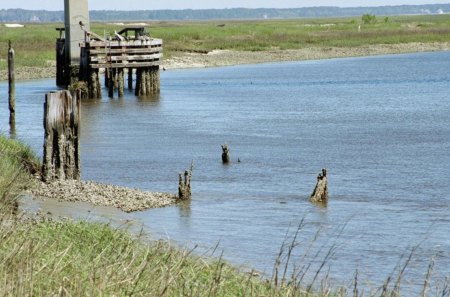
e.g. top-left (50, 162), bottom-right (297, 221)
top-left (0, 134), bottom-right (40, 213)
top-left (0, 219), bottom-right (313, 297)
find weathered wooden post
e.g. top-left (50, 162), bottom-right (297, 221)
top-left (117, 68), bottom-right (125, 97)
top-left (310, 168), bottom-right (328, 204)
top-left (8, 41), bottom-right (16, 134)
top-left (105, 68), bottom-right (110, 88)
top-left (152, 66), bottom-right (161, 93)
top-left (108, 68), bottom-right (115, 98)
top-left (42, 90), bottom-right (80, 182)
top-left (178, 162), bottom-right (194, 200)
top-left (128, 68), bottom-right (133, 90)
top-left (221, 144), bottom-right (230, 164)
top-left (56, 28), bottom-right (66, 86)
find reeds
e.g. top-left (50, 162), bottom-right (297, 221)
top-left (1, 135), bottom-right (449, 296)
top-left (2, 14), bottom-right (450, 71)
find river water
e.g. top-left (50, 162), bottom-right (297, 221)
top-left (1, 51), bottom-right (449, 294)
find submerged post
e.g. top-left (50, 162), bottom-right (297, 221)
top-left (42, 90), bottom-right (80, 182)
top-left (221, 144), bottom-right (230, 164)
top-left (8, 41), bottom-right (16, 135)
top-left (310, 168), bottom-right (328, 204)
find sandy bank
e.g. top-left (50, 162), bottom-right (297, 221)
top-left (1, 42), bottom-right (449, 81)
top-left (29, 179), bottom-right (178, 213)
top-left (162, 42), bottom-right (450, 70)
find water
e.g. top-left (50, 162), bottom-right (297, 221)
top-left (1, 51), bottom-right (449, 294)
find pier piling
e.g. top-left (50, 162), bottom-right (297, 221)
top-left (8, 41), bottom-right (16, 135)
top-left (221, 144), bottom-right (230, 164)
top-left (42, 90), bottom-right (81, 182)
top-left (128, 68), bottom-right (133, 90)
top-left (310, 168), bottom-right (328, 204)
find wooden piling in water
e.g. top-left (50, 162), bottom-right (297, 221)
top-left (134, 68), bottom-right (141, 96)
top-left (108, 68), bottom-right (115, 98)
top-left (8, 41), bottom-right (16, 134)
top-left (141, 68), bottom-right (148, 96)
top-left (105, 68), bottom-right (109, 88)
top-left (134, 67), bottom-right (161, 96)
top-left (310, 168), bottom-right (328, 204)
top-left (88, 69), bottom-right (101, 99)
top-left (128, 68), bottom-right (133, 90)
top-left (42, 90), bottom-right (80, 182)
top-left (145, 68), bottom-right (152, 94)
top-left (118, 68), bottom-right (125, 97)
top-left (55, 29), bottom-right (66, 86)
top-left (152, 66), bottom-right (161, 93)
top-left (221, 144), bottom-right (230, 164)
top-left (113, 68), bottom-right (118, 91)
top-left (178, 162), bottom-right (194, 200)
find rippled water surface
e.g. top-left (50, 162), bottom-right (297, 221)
top-left (1, 51), bottom-right (449, 293)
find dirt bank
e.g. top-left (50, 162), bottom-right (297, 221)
top-left (162, 42), bottom-right (450, 70)
top-left (1, 42), bottom-right (449, 81)
top-left (29, 179), bottom-right (178, 213)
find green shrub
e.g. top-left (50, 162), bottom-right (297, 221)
top-left (362, 14), bottom-right (377, 24)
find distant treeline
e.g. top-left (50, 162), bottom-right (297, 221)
top-left (0, 5), bottom-right (449, 22)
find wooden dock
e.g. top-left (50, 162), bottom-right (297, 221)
top-left (57, 26), bottom-right (163, 98)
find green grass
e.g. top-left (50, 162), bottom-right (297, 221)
top-left (0, 134), bottom-right (40, 213)
top-left (1, 14), bottom-right (450, 70)
top-left (1, 136), bottom-right (449, 296)
top-left (0, 220), bottom-right (281, 296)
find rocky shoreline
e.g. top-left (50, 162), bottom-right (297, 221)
top-left (29, 179), bottom-right (179, 213)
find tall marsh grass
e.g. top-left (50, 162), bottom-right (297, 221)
top-left (1, 14), bottom-right (450, 70)
top-left (0, 135), bottom-right (39, 213)
top-left (1, 137), bottom-right (448, 296)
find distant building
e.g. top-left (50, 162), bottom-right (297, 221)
top-left (4, 24), bottom-right (25, 28)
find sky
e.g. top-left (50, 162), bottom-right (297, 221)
top-left (2, 0), bottom-right (450, 11)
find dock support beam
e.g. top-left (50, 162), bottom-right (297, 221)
top-left (128, 68), bottom-right (133, 90)
top-left (118, 68), bottom-right (125, 97)
top-left (134, 67), bottom-right (160, 97)
top-left (88, 69), bottom-right (101, 99)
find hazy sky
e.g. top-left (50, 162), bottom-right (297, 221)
top-left (2, 0), bottom-right (450, 10)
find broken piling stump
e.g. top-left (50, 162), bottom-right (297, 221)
top-left (221, 144), bottom-right (230, 164)
top-left (42, 90), bottom-right (80, 182)
top-left (310, 168), bottom-right (328, 204)
top-left (178, 162), bottom-right (194, 200)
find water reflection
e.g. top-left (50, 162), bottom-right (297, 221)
top-left (137, 93), bottom-right (161, 104)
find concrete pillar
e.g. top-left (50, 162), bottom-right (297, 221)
top-left (64, 0), bottom-right (89, 83)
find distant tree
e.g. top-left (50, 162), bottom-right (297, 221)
top-left (362, 14), bottom-right (376, 24)
top-left (384, 16), bottom-right (389, 23)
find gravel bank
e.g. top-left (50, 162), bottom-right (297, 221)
top-left (30, 179), bottom-right (179, 213)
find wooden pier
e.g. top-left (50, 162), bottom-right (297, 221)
top-left (57, 26), bottom-right (163, 98)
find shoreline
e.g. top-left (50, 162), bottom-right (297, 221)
top-left (1, 42), bottom-right (449, 81)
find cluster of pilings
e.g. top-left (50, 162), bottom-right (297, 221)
top-left (135, 66), bottom-right (160, 96)
top-left (94, 66), bottom-right (160, 99)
